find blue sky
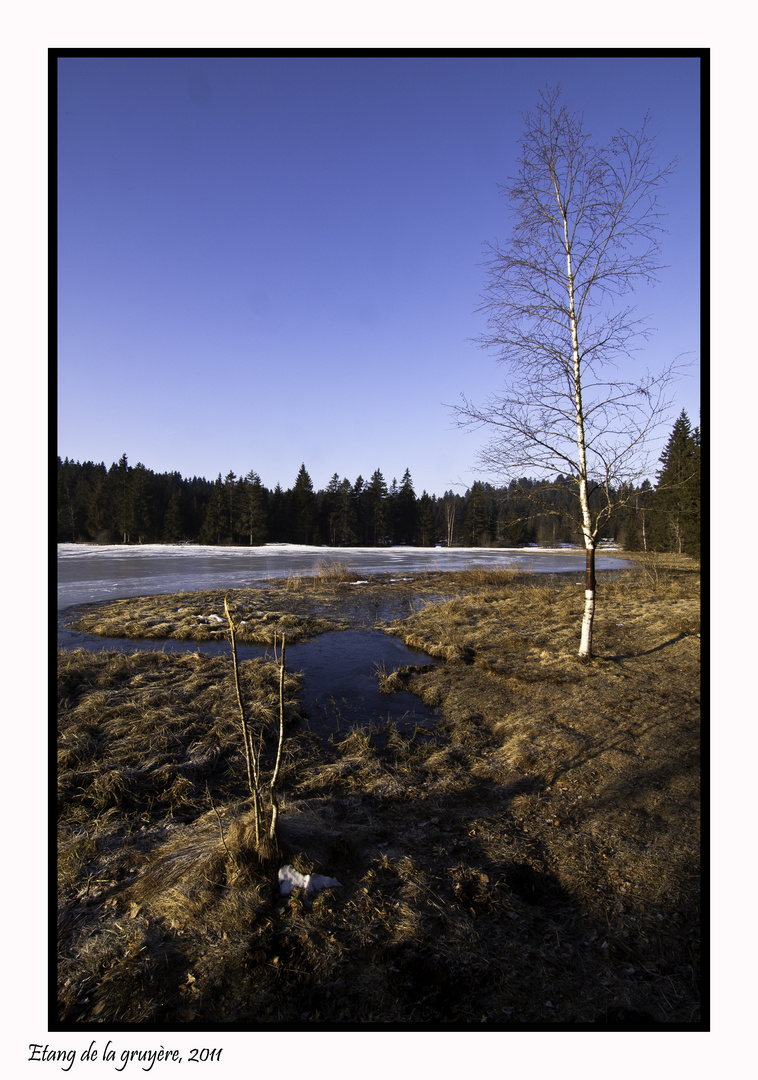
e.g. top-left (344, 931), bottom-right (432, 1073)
top-left (57, 54), bottom-right (701, 496)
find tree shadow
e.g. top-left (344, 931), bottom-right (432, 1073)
top-left (603, 631), bottom-right (688, 661)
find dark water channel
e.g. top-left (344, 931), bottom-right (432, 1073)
top-left (58, 608), bottom-right (440, 743)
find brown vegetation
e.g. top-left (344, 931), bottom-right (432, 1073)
top-left (72, 589), bottom-right (350, 646)
top-left (57, 555), bottom-right (701, 1026)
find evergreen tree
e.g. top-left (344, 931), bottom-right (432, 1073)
top-left (417, 491), bottom-right (436, 546)
top-left (163, 490), bottom-right (184, 542)
top-left (395, 468), bottom-right (418, 544)
top-left (366, 469), bottom-right (389, 545)
top-left (187, 476), bottom-right (212, 539)
top-left (336, 477), bottom-right (358, 545)
top-left (223, 471), bottom-right (238, 542)
top-left (352, 476), bottom-right (367, 544)
top-left (109, 454), bottom-right (133, 543)
top-left (83, 463), bottom-right (110, 542)
top-left (57, 458), bottom-right (80, 542)
top-left (387, 477), bottom-right (399, 543)
top-left (199, 475), bottom-right (224, 544)
top-left (268, 483), bottom-right (287, 541)
top-left (464, 482), bottom-right (490, 546)
top-left (242, 470), bottom-right (267, 545)
top-left (293, 464), bottom-right (317, 544)
top-left (688, 425), bottom-right (701, 559)
top-left (130, 462), bottom-right (153, 543)
top-left (650, 410), bottom-right (700, 555)
top-left (500, 480), bottom-right (535, 546)
top-left (323, 473), bottom-right (342, 545)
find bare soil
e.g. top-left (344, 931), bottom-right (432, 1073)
top-left (56, 554), bottom-right (701, 1027)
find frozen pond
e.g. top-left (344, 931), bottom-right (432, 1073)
top-left (56, 543), bottom-right (631, 741)
top-left (57, 542), bottom-right (631, 611)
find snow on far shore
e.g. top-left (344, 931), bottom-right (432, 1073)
top-left (57, 541), bottom-right (593, 559)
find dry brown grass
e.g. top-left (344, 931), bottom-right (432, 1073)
top-left (439, 564), bottom-right (524, 589)
top-left (72, 589), bottom-right (350, 645)
top-left (57, 554), bottom-right (701, 1027)
top-left (277, 560), bottom-right (361, 591)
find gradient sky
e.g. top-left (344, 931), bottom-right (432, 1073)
top-left (57, 54), bottom-right (701, 497)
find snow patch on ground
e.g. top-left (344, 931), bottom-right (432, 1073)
top-left (278, 865), bottom-right (341, 897)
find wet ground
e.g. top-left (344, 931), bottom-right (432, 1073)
top-left (54, 568), bottom-right (614, 746)
top-left (56, 557), bottom-right (702, 1025)
top-left (57, 597), bottom-right (441, 743)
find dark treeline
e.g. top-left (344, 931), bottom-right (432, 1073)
top-left (57, 412), bottom-right (700, 556)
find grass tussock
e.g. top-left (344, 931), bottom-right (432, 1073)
top-left (58, 649), bottom-right (304, 824)
top-left (440, 564), bottom-right (524, 589)
top-left (72, 589), bottom-right (350, 646)
top-left (58, 553), bottom-right (700, 1026)
top-left (278, 561), bottom-right (362, 591)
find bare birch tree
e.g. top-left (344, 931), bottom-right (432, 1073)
top-left (456, 86), bottom-right (682, 659)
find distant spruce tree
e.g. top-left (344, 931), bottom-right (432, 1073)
top-left (241, 470), bottom-right (268, 545)
top-left (650, 410), bottom-right (700, 556)
top-left (163, 490), bottom-right (184, 542)
top-left (199, 475), bottom-right (224, 545)
top-left (417, 491), bottom-right (436, 546)
top-left (366, 469), bottom-right (389, 545)
top-left (268, 483), bottom-right (287, 542)
top-left (322, 474), bottom-right (343, 545)
top-left (352, 476), bottom-right (366, 543)
top-left (130, 462), bottom-right (154, 543)
top-left (336, 478), bottom-right (358, 545)
top-left (223, 471), bottom-right (238, 542)
top-left (464, 481), bottom-right (490, 546)
top-left (110, 453), bottom-right (132, 543)
top-left (293, 464), bottom-right (318, 544)
top-left (394, 468), bottom-right (418, 543)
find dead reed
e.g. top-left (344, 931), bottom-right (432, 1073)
top-left (278, 560), bottom-right (359, 591)
top-left (72, 590), bottom-right (350, 645)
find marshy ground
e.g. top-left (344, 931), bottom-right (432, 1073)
top-left (56, 553), bottom-right (701, 1027)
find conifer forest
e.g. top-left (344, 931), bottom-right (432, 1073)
top-left (57, 410), bottom-right (700, 558)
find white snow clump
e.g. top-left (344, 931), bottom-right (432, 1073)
top-left (278, 865), bottom-right (342, 897)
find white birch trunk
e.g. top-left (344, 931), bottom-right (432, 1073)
top-left (580, 593), bottom-right (595, 655)
top-left (578, 542), bottom-right (596, 660)
top-left (560, 208), bottom-right (596, 659)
